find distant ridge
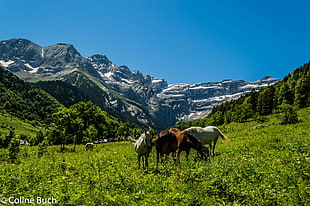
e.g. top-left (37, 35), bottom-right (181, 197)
top-left (0, 38), bottom-right (280, 128)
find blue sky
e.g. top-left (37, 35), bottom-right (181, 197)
top-left (1, 0), bottom-right (309, 84)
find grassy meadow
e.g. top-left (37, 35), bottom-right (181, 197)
top-left (0, 108), bottom-right (309, 205)
top-left (0, 113), bottom-right (39, 138)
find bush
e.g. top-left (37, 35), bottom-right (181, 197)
top-left (1, 128), bottom-right (15, 149)
top-left (8, 136), bottom-right (20, 161)
top-left (279, 103), bottom-right (299, 124)
top-left (38, 138), bottom-right (49, 157)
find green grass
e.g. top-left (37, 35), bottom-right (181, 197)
top-left (0, 108), bottom-right (309, 205)
top-left (0, 112), bottom-right (39, 137)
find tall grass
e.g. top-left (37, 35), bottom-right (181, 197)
top-left (0, 108), bottom-right (309, 205)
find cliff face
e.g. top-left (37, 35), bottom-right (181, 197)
top-left (156, 77), bottom-right (279, 121)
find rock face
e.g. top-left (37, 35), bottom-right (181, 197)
top-left (0, 38), bottom-right (280, 128)
top-left (156, 77), bottom-right (279, 121)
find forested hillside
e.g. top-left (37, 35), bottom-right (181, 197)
top-left (177, 61), bottom-right (310, 128)
top-left (35, 80), bottom-right (89, 108)
top-left (0, 67), bottom-right (144, 147)
top-left (0, 67), bottom-right (61, 123)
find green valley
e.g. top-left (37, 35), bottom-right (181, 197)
top-left (0, 107), bottom-right (309, 205)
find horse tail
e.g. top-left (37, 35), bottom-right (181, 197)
top-left (218, 128), bottom-right (229, 144)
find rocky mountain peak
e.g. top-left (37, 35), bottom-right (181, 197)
top-left (0, 38), bottom-right (41, 62)
top-left (89, 54), bottom-right (111, 66)
top-left (43, 43), bottom-right (82, 63)
top-left (2, 38), bottom-right (35, 47)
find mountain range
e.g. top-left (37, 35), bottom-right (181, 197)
top-left (0, 38), bottom-right (279, 128)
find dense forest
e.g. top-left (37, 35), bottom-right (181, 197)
top-left (35, 80), bottom-right (89, 108)
top-left (0, 67), bottom-right (61, 123)
top-left (176, 61), bottom-right (310, 129)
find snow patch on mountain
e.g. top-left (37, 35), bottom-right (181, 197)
top-left (0, 60), bottom-right (14, 67)
top-left (24, 63), bottom-right (39, 73)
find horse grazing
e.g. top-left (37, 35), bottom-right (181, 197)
top-left (169, 128), bottom-right (207, 161)
top-left (128, 132), bottom-right (153, 169)
top-left (154, 129), bottom-right (178, 166)
top-left (85, 142), bottom-right (94, 150)
top-left (155, 128), bottom-right (207, 166)
top-left (185, 126), bottom-right (229, 156)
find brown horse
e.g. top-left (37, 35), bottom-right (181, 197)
top-left (169, 128), bottom-right (208, 161)
top-left (154, 129), bottom-right (178, 166)
top-left (155, 128), bottom-right (208, 166)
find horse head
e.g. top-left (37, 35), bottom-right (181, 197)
top-left (182, 131), bottom-right (204, 153)
top-left (142, 131), bottom-right (153, 148)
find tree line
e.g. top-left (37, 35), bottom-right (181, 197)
top-left (1, 101), bottom-right (145, 154)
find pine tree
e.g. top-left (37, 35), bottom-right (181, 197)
top-left (294, 77), bottom-right (310, 108)
top-left (233, 103), bottom-right (255, 122)
top-left (260, 86), bottom-right (275, 115)
top-left (279, 83), bottom-right (294, 105)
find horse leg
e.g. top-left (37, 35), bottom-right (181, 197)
top-left (137, 154), bottom-right (141, 168)
top-left (176, 151), bottom-right (181, 163)
top-left (185, 150), bottom-right (190, 161)
top-left (208, 143), bottom-right (212, 157)
top-left (172, 152), bottom-right (179, 163)
top-left (212, 138), bottom-right (219, 156)
top-left (156, 152), bottom-right (160, 168)
top-left (145, 154), bottom-right (149, 169)
top-left (204, 146), bottom-right (210, 159)
top-left (161, 154), bottom-right (166, 164)
top-left (142, 155), bottom-right (145, 169)
top-left (164, 154), bottom-right (169, 164)
top-left (197, 149), bottom-right (204, 160)
top-left (158, 153), bottom-right (165, 165)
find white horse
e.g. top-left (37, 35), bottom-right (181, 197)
top-left (128, 132), bottom-right (153, 169)
top-left (185, 126), bottom-right (229, 156)
top-left (85, 142), bottom-right (94, 150)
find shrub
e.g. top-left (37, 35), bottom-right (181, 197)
top-left (279, 103), bottom-right (299, 124)
top-left (8, 136), bottom-right (20, 161)
top-left (38, 138), bottom-right (49, 157)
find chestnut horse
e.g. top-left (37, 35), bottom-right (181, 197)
top-left (154, 129), bottom-right (178, 166)
top-left (155, 128), bottom-right (207, 166)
